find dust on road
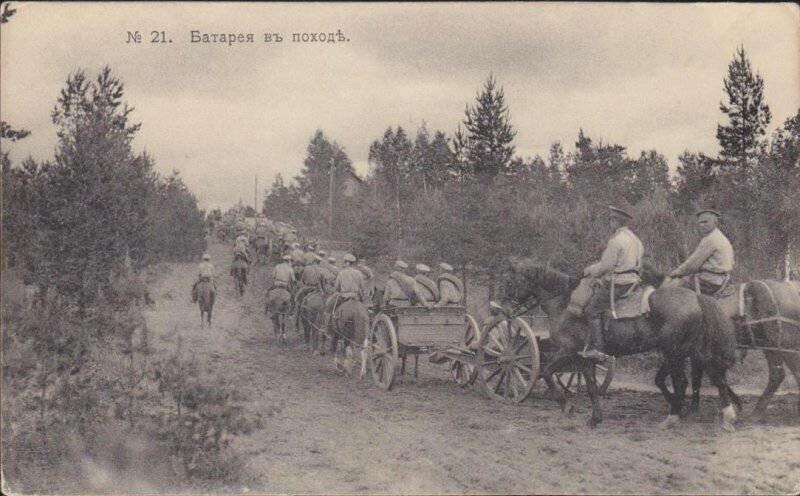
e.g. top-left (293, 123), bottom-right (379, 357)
top-left (145, 241), bottom-right (800, 495)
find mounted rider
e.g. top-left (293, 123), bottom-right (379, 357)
top-left (192, 253), bottom-right (217, 303)
top-left (329, 253), bottom-right (369, 332)
top-left (233, 231), bottom-right (252, 265)
top-left (580, 206), bottom-right (644, 362)
top-left (356, 257), bottom-right (375, 304)
top-left (669, 209), bottom-right (734, 296)
top-left (290, 242), bottom-right (305, 277)
top-left (414, 264), bottom-right (438, 309)
top-left (435, 262), bottom-right (464, 307)
top-left (272, 254), bottom-right (296, 291)
top-left (295, 253), bottom-right (326, 310)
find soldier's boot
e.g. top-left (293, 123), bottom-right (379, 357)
top-left (578, 317), bottom-right (611, 362)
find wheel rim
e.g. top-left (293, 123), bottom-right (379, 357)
top-left (369, 316), bottom-right (396, 390)
top-left (554, 361), bottom-right (614, 395)
top-left (478, 317), bottom-right (540, 402)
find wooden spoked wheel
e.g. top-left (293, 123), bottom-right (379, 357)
top-left (450, 314), bottom-right (481, 387)
top-left (554, 359), bottom-right (615, 396)
top-left (477, 317), bottom-right (540, 402)
top-left (367, 314), bottom-right (399, 390)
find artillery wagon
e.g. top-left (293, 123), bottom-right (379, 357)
top-left (364, 305), bottom-right (615, 403)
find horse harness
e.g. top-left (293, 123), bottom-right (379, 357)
top-left (736, 280), bottom-right (800, 355)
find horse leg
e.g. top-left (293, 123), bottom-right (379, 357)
top-left (540, 353), bottom-right (578, 411)
top-left (688, 357), bottom-right (704, 415)
top-left (655, 358), bottom-right (686, 429)
top-left (583, 359), bottom-right (603, 428)
top-left (752, 350), bottom-right (785, 420)
top-left (706, 364), bottom-right (737, 432)
top-left (779, 351), bottom-right (800, 418)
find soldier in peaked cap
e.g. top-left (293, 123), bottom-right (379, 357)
top-left (580, 206), bottom-right (644, 361)
top-left (669, 209), bottom-right (734, 295)
top-left (435, 262), bottom-right (464, 307)
top-left (414, 264), bottom-right (439, 308)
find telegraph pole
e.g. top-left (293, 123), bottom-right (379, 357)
top-left (328, 158), bottom-right (335, 239)
top-left (254, 174), bottom-right (258, 214)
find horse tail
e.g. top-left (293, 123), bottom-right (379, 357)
top-left (696, 294), bottom-right (737, 370)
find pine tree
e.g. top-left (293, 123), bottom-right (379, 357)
top-left (716, 46), bottom-right (772, 169)
top-left (461, 74), bottom-right (516, 184)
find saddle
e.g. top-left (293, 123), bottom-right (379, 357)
top-left (608, 285), bottom-right (655, 320)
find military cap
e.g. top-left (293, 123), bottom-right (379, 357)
top-left (696, 209), bottom-right (721, 218)
top-left (202, 253), bottom-right (211, 260)
top-left (394, 260), bottom-right (409, 270)
top-left (344, 253), bottom-right (356, 263)
top-left (328, 257), bottom-right (337, 263)
top-left (317, 250), bottom-right (327, 257)
top-left (489, 301), bottom-right (504, 311)
top-left (292, 242), bottom-right (300, 249)
top-left (282, 254), bottom-right (291, 261)
top-left (608, 206), bottom-right (633, 220)
top-left (415, 263), bottom-right (431, 273)
top-left (439, 262), bottom-right (454, 272)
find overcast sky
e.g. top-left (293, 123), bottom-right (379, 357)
top-left (2, 2), bottom-right (798, 210)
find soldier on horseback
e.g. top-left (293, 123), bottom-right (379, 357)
top-left (329, 254), bottom-right (370, 374)
top-left (669, 209), bottom-right (734, 296)
top-left (272, 254), bottom-right (296, 292)
top-left (295, 254), bottom-right (325, 310)
top-left (580, 206), bottom-right (644, 362)
top-left (192, 253), bottom-right (216, 303)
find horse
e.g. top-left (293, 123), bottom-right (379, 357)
top-left (265, 285), bottom-right (292, 344)
top-left (231, 253), bottom-right (248, 296)
top-left (325, 295), bottom-right (370, 378)
top-left (497, 258), bottom-right (740, 431)
top-left (297, 288), bottom-right (327, 352)
top-left (254, 236), bottom-right (270, 265)
top-left (677, 277), bottom-right (800, 419)
top-left (197, 280), bottom-right (215, 327)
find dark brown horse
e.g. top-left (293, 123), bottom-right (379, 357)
top-left (197, 280), bottom-right (215, 327)
top-left (265, 286), bottom-right (292, 344)
top-left (680, 278), bottom-right (800, 419)
top-left (498, 259), bottom-right (740, 431)
top-left (298, 289), bottom-right (327, 353)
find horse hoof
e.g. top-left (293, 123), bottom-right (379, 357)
top-left (659, 415), bottom-right (680, 430)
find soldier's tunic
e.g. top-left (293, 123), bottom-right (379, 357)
top-left (584, 226), bottom-right (644, 317)
top-left (436, 273), bottom-right (463, 306)
top-left (414, 274), bottom-right (440, 305)
top-left (198, 261), bottom-right (216, 282)
top-left (272, 262), bottom-right (296, 288)
top-left (673, 227), bottom-right (734, 291)
top-left (335, 267), bottom-right (366, 301)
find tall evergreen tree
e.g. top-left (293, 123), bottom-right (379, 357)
top-left (716, 46), bottom-right (772, 168)
top-left (460, 74), bottom-right (516, 184)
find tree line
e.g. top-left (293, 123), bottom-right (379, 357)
top-left (264, 48), bottom-right (799, 283)
top-left (2, 67), bottom-right (207, 309)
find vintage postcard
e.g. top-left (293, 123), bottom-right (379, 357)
top-left (2, 2), bottom-right (799, 494)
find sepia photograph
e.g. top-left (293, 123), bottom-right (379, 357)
top-left (1, 2), bottom-right (799, 494)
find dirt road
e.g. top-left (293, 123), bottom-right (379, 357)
top-left (145, 241), bottom-right (800, 494)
